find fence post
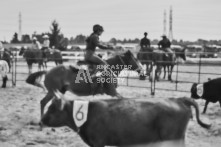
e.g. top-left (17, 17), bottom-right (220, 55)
top-left (175, 60), bottom-right (179, 90)
top-left (198, 54), bottom-right (202, 83)
top-left (151, 62), bottom-right (155, 95)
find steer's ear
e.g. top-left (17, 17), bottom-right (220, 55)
top-left (53, 90), bottom-right (65, 110)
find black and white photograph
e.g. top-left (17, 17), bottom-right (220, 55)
top-left (0, 0), bottom-right (221, 147)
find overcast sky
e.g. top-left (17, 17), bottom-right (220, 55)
top-left (1, 0), bottom-right (221, 42)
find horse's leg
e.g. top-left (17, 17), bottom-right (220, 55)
top-left (55, 60), bottom-right (58, 66)
top-left (169, 65), bottom-right (174, 81)
top-left (28, 64), bottom-right (32, 74)
top-left (146, 62), bottom-right (152, 76)
top-left (155, 65), bottom-right (162, 81)
top-left (44, 61), bottom-right (47, 69)
top-left (163, 65), bottom-right (166, 79)
top-left (39, 62), bottom-right (44, 71)
top-left (167, 65), bottom-right (170, 80)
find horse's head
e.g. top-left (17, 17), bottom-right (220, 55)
top-left (120, 50), bottom-right (143, 73)
top-left (175, 48), bottom-right (186, 61)
top-left (19, 47), bottom-right (26, 56)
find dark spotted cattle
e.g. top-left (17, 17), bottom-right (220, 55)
top-left (191, 77), bottom-right (221, 113)
top-left (41, 94), bottom-right (210, 147)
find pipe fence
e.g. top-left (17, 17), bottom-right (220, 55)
top-left (9, 51), bottom-right (221, 96)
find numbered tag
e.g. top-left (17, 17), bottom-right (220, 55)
top-left (196, 84), bottom-right (204, 97)
top-left (73, 100), bottom-right (89, 128)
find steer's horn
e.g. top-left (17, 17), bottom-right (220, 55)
top-left (53, 90), bottom-right (65, 110)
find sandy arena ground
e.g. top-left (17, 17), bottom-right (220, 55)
top-left (1, 61), bottom-right (221, 147)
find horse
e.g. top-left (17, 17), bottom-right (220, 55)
top-left (162, 48), bottom-right (186, 81)
top-left (138, 48), bottom-right (186, 81)
top-left (0, 60), bottom-right (9, 88)
top-left (137, 47), bottom-right (154, 79)
top-left (19, 47), bottom-right (46, 74)
top-left (43, 48), bottom-right (63, 68)
top-left (26, 50), bottom-right (143, 117)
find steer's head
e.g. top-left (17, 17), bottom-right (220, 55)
top-left (41, 92), bottom-right (73, 128)
top-left (190, 83), bottom-right (201, 99)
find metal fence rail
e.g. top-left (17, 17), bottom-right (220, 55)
top-left (9, 51), bottom-right (221, 96)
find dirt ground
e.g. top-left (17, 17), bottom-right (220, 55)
top-left (0, 80), bottom-right (221, 147)
top-left (1, 60), bottom-right (221, 147)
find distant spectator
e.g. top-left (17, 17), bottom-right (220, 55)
top-left (0, 41), bottom-right (4, 59)
top-left (42, 35), bottom-right (50, 49)
top-left (42, 35), bottom-right (50, 58)
top-left (32, 37), bottom-right (41, 50)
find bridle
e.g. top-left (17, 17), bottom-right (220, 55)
top-left (117, 54), bottom-right (143, 72)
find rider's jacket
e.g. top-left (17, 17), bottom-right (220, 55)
top-left (32, 41), bottom-right (41, 50)
top-left (140, 37), bottom-right (150, 49)
top-left (42, 40), bottom-right (50, 48)
top-left (158, 39), bottom-right (171, 49)
top-left (85, 33), bottom-right (109, 52)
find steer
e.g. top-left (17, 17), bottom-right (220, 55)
top-left (191, 77), bottom-right (221, 113)
top-left (41, 93), bottom-right (210, 147)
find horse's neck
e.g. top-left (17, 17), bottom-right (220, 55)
top-left (106, 56), bottom-right (124, 76)
top-left (175, 51), bottom-right (183, 60)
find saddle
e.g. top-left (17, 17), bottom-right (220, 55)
top-left (76, 60), bottom-right (105, 95)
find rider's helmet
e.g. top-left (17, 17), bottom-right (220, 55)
top-left (93, 24), bottom-right (104, 33)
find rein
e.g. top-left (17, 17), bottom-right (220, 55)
top-left (117, 55), bottom-right (126, 66)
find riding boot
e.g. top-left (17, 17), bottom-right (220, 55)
top-left (2, 76), bottom-right (8, 88)
top-left (115, 92), bottom-right (124, 99)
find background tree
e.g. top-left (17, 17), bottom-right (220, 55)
top-left (49, 20), bottom-right (63, 49)
top-left (69, 34), bottom-right (87, 44)
top-left (21, 34), bottom-right (32, 43)
top-left (109, 38), bottom-right (117, 45)
top-left (11, 32), bottom-right (19, 43)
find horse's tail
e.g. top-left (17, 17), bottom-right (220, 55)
top-left (26, 71), bottom-right (47, 86)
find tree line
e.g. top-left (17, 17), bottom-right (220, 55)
top-left (7, 20), bottom-right (221, 50)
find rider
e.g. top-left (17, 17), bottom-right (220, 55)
top-left (32, 37), bottom-right (41, 50)
top-left (41, 35), bottom-right (50, 59)
top-left (42, 35), bottom-right (50, 50)
top-left (140, 32), bottom-right (151, 50)
top-left (85, 24), bottom-right (122, 98)
top-left (139, 32), bottom-right (151, 60)
top-left (158, 35), bottom-right (173, 57)
top-left (85, 24), bottom-right (115, 74)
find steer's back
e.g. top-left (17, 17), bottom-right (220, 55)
top-left (80, 98), bottom-right (191, 146)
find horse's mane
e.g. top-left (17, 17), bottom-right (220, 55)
top-left (69, 65), bottom-right (80, 73)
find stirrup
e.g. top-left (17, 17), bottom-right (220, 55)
top-left (91, 71), bottom-right (102, 79)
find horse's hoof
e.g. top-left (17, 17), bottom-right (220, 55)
top-left (139, 75), bottom-right (146, 80)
